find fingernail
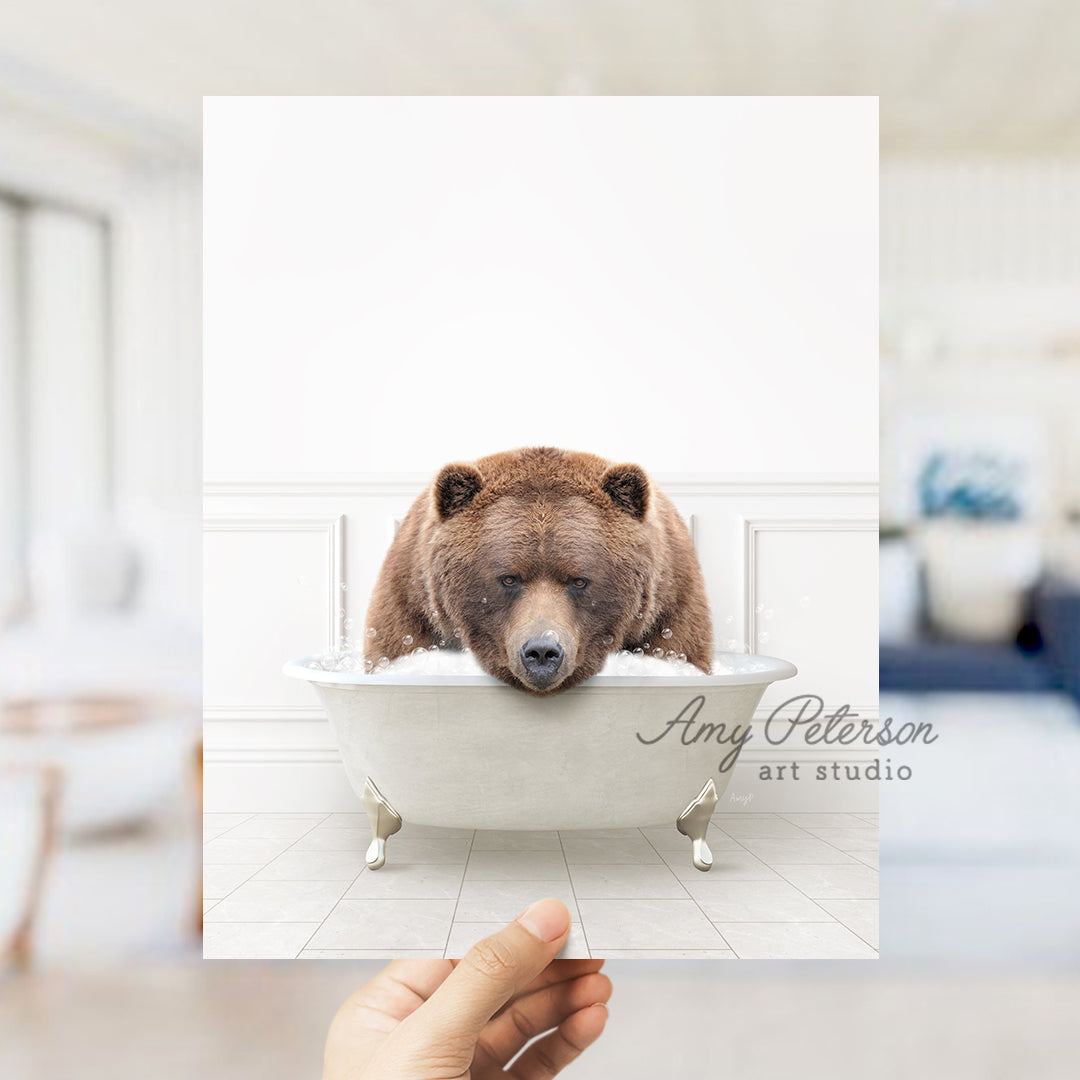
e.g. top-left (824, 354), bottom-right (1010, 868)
top-left (515, 898), bottom-right (569, 942)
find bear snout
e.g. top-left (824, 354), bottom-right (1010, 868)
top-left (520, 635), bottom-right (564, 684)
top-left (508, 617), bottom-right (577, 693)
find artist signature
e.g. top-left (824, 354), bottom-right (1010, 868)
top-left (635, 693), bottom-right (937, 772)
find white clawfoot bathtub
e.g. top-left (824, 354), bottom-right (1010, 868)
top-left (283, 653), bottom-right (796, 872)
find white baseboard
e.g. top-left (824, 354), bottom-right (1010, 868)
top-left (203, 761), bottom-right (361, 813)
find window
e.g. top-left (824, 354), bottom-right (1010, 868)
top-left (0, 192), bottom-right (111, 622)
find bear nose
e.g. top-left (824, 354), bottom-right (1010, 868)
top-left (521, 636), bottom-right (564, 677)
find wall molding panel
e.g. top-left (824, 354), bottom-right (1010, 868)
top-left (204, 477), bottom-right (878, 812)
top-left (204, 513), bottom-right (344, 650)
top-left (741, 515), bottom-right (879, 644)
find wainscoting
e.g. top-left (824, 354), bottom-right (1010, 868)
top-left (204, 474), bottom-right (878, 813)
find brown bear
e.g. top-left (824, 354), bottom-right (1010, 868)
top-left (364, 447), bottom-right (713, 694)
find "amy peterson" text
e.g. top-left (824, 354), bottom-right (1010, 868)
top-left (635, 694), bottom-right (937, 773)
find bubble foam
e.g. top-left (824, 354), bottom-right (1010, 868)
top-left (303, 648), bottom-right (767, 679)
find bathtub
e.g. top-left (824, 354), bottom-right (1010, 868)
top-left (283, 653), bottom-right (796, 871)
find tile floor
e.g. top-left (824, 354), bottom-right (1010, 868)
top-left (203, 811), bottom-right (878, 959)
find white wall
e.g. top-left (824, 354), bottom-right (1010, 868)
top-left (204, 96), bottom-right (878, 477)
top-left (203, 97), bottom-right (879, 814)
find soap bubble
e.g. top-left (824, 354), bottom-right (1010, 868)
top-left (340, 583), bottom-right (348, 591)
top-left (542, 629), bottom-right (559, 640)
top-left (757, 631), bottom-right (770, 645)
top-left (366, 627), bottom-right (377, 638)
top-left (661, 628), bottom-right (673, 639)
top-left (402, 635), bottom-right (414, 646)
top-left (344, 618), bottom-right (354, 630)
top-left (480, 597), bottom-right (488, 604)
top-left (597, 651), bottom-right (705, 677)
top-left (652, 648), bottom-right (664, 658)
top-left (633, 647), bottom-right (644, 656)
top-left (603, 635), bottom-right (614, 645)
top-left (755, 603), bottom-right (765, 614)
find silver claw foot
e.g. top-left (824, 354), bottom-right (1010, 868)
top-left (676, 779), bottom-right (719, 872)
top-left (361, 777), bottom-right (402, 870)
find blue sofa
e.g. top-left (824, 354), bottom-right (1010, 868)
top-left (880, 577), bottom-right (1080, 700)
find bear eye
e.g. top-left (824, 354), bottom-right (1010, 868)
top-left (500, 574), bottom-right (519, 588)
top-left (570, 578), bottom-right (589, 590)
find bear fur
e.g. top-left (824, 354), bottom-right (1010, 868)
top-left (364, 447), bottom-right (713, 695)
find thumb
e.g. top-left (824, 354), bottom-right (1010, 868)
top-left (407, 898), bottom-right (571, 1048)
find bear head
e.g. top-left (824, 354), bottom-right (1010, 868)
top-left (423, 448), bottom-right (664, 695)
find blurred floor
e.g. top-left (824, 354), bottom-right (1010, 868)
top-left (882, 692), bottom-right (1080, 965)
top-left (35, 807), bottom-right (200, 966)
top-left (3, 960), bottom-right (1080, 1079)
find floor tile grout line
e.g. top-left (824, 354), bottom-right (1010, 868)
top-left (558, 829), bottom-right (589, 958)
top-left (665, 824), bottom-right (740, 955)
top-left (775, 812), bottom-right (877, 826)
top-left (204, 811), bottom-right (329, 841)
top-left (811, 906), bottom-right (879, 952)
top-left (663, 813), bottom-right (872, 947)
top-left (623, 822), bottom-right (738, 955)
top-left (209, 813), bottom-right (346, 905)
top-left (639, 827), bottom-right (694, 901)
top-left (278, 815), bottom-right (367, 958)
top-left (741, 845), bottom-right (863, 922)
top-left (204, 807), bottom-right (331, 905)
top-left (202, 862), bottom-right (266, 906)
top-left (444, 831), bottom-right (477, 958)
top-left (800, 821), bottom-right (880, 863)
top-left (706, 914), bottom-right (878, 959)
top-left (770, 862), bottom-right (879, 903)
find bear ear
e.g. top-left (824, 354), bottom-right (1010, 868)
top-left (600, 463), bottom-right (650, 520)
top-left (434, 463), bottom-right (484, 520)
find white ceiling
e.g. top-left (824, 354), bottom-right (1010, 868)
top-left (0, 0), bottom-right (1078, 157)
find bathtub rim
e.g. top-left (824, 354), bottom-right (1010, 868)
top-left (282, 650), bottom-right (797, 689)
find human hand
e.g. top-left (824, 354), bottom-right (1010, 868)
top-left (323, 898), bottom-right (611, 1079)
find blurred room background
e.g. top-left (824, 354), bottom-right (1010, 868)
top-left (2, 1), bottom-right (1080, 1077)
top-left (0, 23), bottom-right (202, 974)
top-left (879, 163), bottom-right (1080, 965)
